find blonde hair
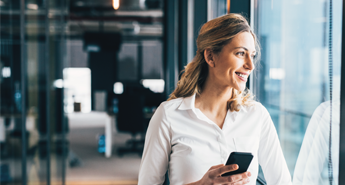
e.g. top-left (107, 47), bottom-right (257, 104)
top-left (168, 13), bottom-right (260, 112)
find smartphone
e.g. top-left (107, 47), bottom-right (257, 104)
top-left (221, 152), bottom-right (253, 177)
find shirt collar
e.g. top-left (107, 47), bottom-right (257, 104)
top-left (178, 93), bottom-right (248, 113)
top-left (178, 94), bottom-right (196, 110)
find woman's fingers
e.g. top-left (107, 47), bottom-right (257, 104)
top-left (230, 178), bottom-right (250, 185)
top-left (209, 164), bottom-right (225, 171)
top-left (213, 172), bottom-right (251, 184)
top-left (197, 164), bottom-right (251, 185)
top-left (209, 164), bottom-right (238, 178)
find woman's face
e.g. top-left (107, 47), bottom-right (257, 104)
top-left (210, 32), bottom-right (256, 91)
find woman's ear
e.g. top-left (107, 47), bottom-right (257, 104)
top-left (204, 48), bottom-right (215, 68)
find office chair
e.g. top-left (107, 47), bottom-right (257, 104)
top-left (116, 92), bottom-right (148, 156)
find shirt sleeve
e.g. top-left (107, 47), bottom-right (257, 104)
top-left (258, 105), bottom-right (292, 185)
top-left (138, 103), bottom-right (171, 185)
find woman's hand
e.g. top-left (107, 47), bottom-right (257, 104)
top-left (187, 164), bottom-right (251, 185)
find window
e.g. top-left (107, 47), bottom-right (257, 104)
top-left (254, 0), bottom-right (342, 184)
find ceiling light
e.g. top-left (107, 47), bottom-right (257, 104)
top-left (114, 82), bottom-right (124, 94)
top-left (53, 79), bottom-right (64, 88)
top-left (113, 0), bottom-right (120, 10)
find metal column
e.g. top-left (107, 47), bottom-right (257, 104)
top-left (338, 0), bottom-right (345, 184)
top-left (20, 0), bottom-right (27, 183)
top-left (45, 0), bottom-right (51, 184)
top-left (164, 0), bottom-right (179, 97)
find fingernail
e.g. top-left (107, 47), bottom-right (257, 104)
top-left (246, 178), bottom-right (250, 183)
top-left (235, 164), bottom-right (239, 169)
top-left (247, 172), bottom-right (251, 177)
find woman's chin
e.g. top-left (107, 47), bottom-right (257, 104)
top-left (233, 85), bottom-right (246, 92)
top-left (229, 82), bottom-right (246, 92)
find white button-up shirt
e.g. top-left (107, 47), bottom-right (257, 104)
top-left (138, 94), bottom-right (292, 185)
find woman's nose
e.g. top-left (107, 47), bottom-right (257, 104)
top-left (245, 56), bottom-right (255, 71)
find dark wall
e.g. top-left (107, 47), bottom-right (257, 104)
top-left (230, 0), bottom-right (250, 18)
top-left (0, 34), bottom-right (21, 114)
top-left (193, 0), bottom-right (208, 55)
top-left (89, 51), bottom-right (117, 110)
top-left (83, 32), bottom-right (122, 110)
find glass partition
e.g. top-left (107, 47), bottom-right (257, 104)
top-left (0, 0), bottom-right (68, 184)
top-left (253, 0), bottom-right (342, 184)
top-left (1, 0), bottom-right (164, 184)
top-left (0, 1), bottom-right (24, 184)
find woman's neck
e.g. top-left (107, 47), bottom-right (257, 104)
top-left (196, 87), bottom-right (232, 112)
top-left (195, 77), bottom-right (232, 128)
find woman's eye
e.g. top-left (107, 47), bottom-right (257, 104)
top-left (251, 55), bottom-right (256, 59)
top-left (237, 52), bottom-right (245, 56)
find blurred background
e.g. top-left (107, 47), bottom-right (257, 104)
top-left (0, 0), bottom-right (344, 185)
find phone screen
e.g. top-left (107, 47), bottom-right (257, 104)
top-left (221, 152), bottom-right (253, 177)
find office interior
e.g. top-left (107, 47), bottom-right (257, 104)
top-left (1, 0), bottom-right (345, 184)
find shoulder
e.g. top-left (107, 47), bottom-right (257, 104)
top-left (149, 97), bottom-right (184, 128)
top-left (158, 97), bottom-right (184, 111)
top-left (241, 101), bottom-right (272, 123)
top-left (313, 100), bottom-right (335, 115)
top-left (243, 101), bottom-right (268, 114)
top-left (154, 97), bottom-right (185, 118)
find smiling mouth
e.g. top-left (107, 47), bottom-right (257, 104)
top-left (235, 72), bottom-right (248, 82)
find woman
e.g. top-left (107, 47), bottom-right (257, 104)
top-left (138, 13), bottom-right (292, 185)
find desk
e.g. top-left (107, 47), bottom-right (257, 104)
top-left (67, 111), bottom-right (115, 158)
